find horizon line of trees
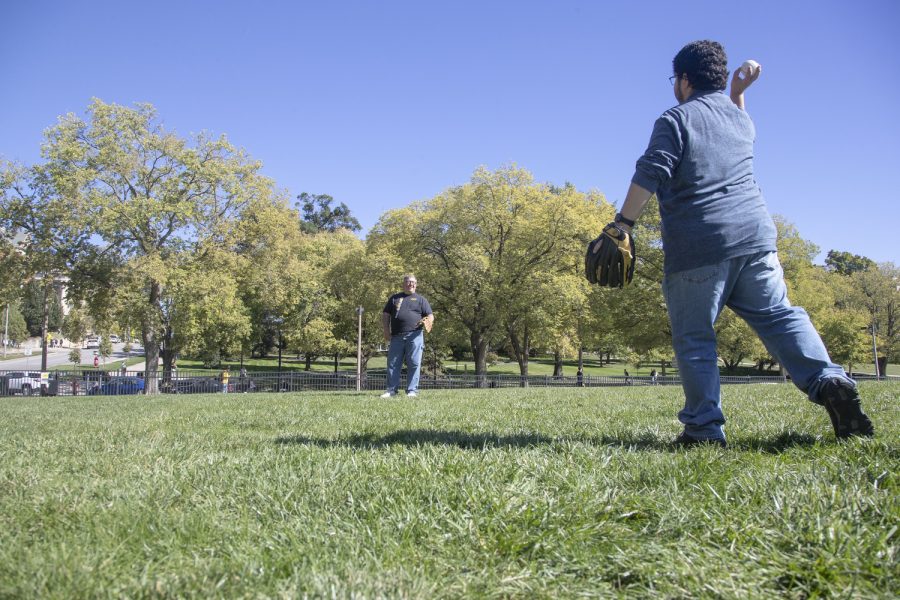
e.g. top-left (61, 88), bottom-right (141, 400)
top-left (2, 100), bottom-right (897, 390)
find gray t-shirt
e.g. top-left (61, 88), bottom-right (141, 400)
top-left (383, 293), bottom-right (433, 335)
top-left (631, 90), bottom-right (777, 274)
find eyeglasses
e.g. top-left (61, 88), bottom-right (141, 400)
top-left (668, 75), bottom-right (678, 85)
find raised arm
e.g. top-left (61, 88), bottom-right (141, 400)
top-left (730, 61), bottom-right (762, 110)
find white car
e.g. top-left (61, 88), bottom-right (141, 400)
top-left (108, 334), bottom-right (120, 343)
top-left (84, 337), bottom-right (100, 349)
top-left (6, 371), bottom-right (44, 396)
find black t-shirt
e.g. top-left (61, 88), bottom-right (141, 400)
top-left (383, 293), bottom-right (433, 335)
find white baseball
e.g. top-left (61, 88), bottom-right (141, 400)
top-left (740, 59), bottom-right (760, 77)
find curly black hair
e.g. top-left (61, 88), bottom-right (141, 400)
top-left (672, 40), bottom-right (729, 91)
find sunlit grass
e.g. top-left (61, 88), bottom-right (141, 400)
top-left (0, 382), bottom-right (896, 598)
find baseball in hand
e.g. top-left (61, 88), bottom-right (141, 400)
top-left (740, 59), bottom-right (760, 78)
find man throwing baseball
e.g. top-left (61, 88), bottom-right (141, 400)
top-left (588, 40), bottom-right (873, 446)
top-left (381, 274), bottom-right (434, 398)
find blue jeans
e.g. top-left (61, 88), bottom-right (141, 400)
top-left (386, 330), bottom-right (424, 394)
top-left (662, 251), bottom-right (850, 441)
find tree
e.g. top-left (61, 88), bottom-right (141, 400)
top-left (2, 303), bottom-right (28, 346)
top-left (817, 307), bottom-right (871, 373)
top-left (0, 226), bottom-right (27, 309)
top-left (607, 197), bottom-right (671, 357)
top-left (68, 347), bottom-right (82, 365)
top-left (325, 232), bottom-right (397, 377)
top-left (236, 199), bottom-right (333, 366)
top-left (715, 308), bottom-right (767, 372)
top-left (61, 307), bottom-right (91, 347)
top-left (850, 262), bottom-right (900, 373)
top-left (296, 193), bottom-right (361, 234)
top-left (368, 166), bottom-right (607, 382)
top-left (38, 99), bottom-right (277, 392)
top-left (166, 254), bottom-right (251, 368)
top-left (0, 159), bottom-right (94, 368)
top-left (825, 250), bottom-right (875, 276)
top-left (500, 184), bottom-right (610, 377)
top-left (20, 280), bottom-right (63, 336)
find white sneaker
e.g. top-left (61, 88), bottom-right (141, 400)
top-left (380, 391), bottom-right (395, 398)
top-left (407, 391), bottom-right (418, 398)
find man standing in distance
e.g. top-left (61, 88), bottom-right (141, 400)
top-left (604, 40), bottom-right (873, 446)
top-left (381, 274), bottom-right (434, 398)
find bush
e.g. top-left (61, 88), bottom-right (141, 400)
top-left (68, 348), bottom-right (82, 364)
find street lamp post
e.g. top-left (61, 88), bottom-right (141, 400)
top-left (3, 303), bottom-right (8, 359)
top-left (356, 306), bottom-right (364, 392)
top-left (871, 322), bottom-right (880, 380)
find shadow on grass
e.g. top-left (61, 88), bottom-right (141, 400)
top-left (276, 430), bottom-right (667, 450)
top-left (731, 432), bottom-right (820, 453)
top-left (276, 430), bottom-right (560, 449)
top-left (275, 429), bottom-right (821, 452)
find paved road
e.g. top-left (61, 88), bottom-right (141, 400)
top-left (0, 344), bottom-right (142, 372)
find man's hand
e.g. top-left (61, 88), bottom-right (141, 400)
top-left (418, 315), bottom-right (434, 333)
top-left (730, 62), bottom-right (761, 110)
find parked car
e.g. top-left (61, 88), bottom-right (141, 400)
top-left (84, 337), bottom-right (100, 349)
top-left (108, 334), bottom-right (120, 343)
top-left (166, 377), bottom-right (221, 394)
top-left (4, 371), bottom-right (45, 396)
top-left (87, 376), bottom-right (144, 396)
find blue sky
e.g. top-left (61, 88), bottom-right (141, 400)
top-left (3, 0), bottom-right (898, 264)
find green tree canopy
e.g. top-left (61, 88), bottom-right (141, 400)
top-left (825, 250), bottom-right (875, 276)
top-left (37, 99), bottom-right (280, 391)
top-left (369, 166), bottom-right (609, 379)
top-left (296, 192), bottom-right (361, 234)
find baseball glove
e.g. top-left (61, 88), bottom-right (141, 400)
top-left (585, 223), bottom-right (635, 288)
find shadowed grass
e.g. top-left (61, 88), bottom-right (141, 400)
top-left (0, 382), bottom-right (897, 598)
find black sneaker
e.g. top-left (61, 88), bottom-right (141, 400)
top-left (673, 432), bottom-right (727, 448)
top-left (819, 378), bottom-right (874, 439)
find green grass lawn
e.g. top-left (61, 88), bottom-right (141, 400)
top-left (1, 382), bottom-right (897, 598)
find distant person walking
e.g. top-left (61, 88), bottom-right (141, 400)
top-left (381, 274), bottom-right (434, 398)
top-left (220, 367), bottom-right (230, 394)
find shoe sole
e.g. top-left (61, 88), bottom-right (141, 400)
top-left (820, 379), bottom-right (874, 439)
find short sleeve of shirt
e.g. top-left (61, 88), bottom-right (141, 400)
top-left (420, 296), bottom-right (433, 316)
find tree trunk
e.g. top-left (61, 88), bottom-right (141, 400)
top-left (471, 331), bottom-right (490, 387)
top-left (160, 323), bottom-right (176, 389)
top-left (142, 280), bottom-right (162, 394)
top-left (305, 355), bottom-right (313, 371)
top-left (359, 347), bottom-right (374, 375)
top-left (877, 356), bottom-right (888, 377)
top-left (507, 325), bottom-right (530, 378)
top-left (553, 351), bottom-right (563, 377)
top-left (40, 283), bottom-right (50, 371)
top-left (722, 357), bottom-right (742, 373)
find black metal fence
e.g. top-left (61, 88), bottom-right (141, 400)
top-left (1, 368), bottom-right (890, 398)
